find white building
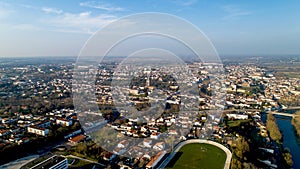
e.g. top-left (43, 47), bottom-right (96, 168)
top-left (226, 113), bottom-right (248, 120)
top-left (56, 118), bottom-right (73, 126)
top-left (27, 126), bottom-right (49, 136)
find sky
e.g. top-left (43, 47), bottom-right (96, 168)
top-left (0, 0), bottom-right (300, 57)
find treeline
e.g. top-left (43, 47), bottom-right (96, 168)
top-left (266, 113), bottom-right (282, 142)
top-left (266, 114), bottom-right (293, 168)
top-left (230, 136), bottom-right (252, 169)
top-left (292, 111), bottom-right (300, 137)
top-left (0, 96), bottom-right (74, 116)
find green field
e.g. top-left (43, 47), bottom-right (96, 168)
top-left (166, 143), bottom-right (227, 169)
top-left (227, 119), bottom-right (251, 128)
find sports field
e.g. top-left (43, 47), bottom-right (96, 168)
top-left (166, 143), bottom-right (227, 169)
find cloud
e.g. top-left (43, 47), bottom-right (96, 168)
top-left (0, 8), bottom-right (14, 19)
top-left (7, 2), bottom-right (120, 34)
top-left (17, 4), bottom-right (63, 15)
top-left (47, 11), bottom-right (117, 34)
top-left (222, 5), bottom-right (251, 20)
top-left (12, 24), bottom-right (41, 31)
top-left (79, 1), bottom-right (125, 12)
top-left (0, 2), bottom-right (14, 19)
top-left (2, 2), bottom-right (127, 34)
top-left (42, 7), bottom-right (63, 14)
top-left (174, 0), bottom-right (198, 6)
top-left (17, 4), bottom-right (39, 10)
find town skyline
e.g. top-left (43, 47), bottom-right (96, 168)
top-left (0, 56), bottom-right (300, 168)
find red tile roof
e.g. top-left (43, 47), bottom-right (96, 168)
top-left (69, 134), bottom-right (86, 143)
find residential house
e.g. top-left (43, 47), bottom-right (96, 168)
top-left (27, 126), bottom-right (49, 136)
top-left (68, 134), bottom-right (86, 145)
top-left (56, 118), bottom-right (73, 126)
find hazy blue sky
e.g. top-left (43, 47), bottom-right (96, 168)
top-left (0, 0), bottom-right (299, 57)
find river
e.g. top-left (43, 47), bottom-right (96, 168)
top-left (275, 110), bottom-right (300, 169)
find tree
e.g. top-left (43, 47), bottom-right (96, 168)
top-left (243, 162), bottom-right (257, 169)
top-left (76, 142), bottom-right (88, 155)
top-left (292, 111), bottom-right (300, 136)
top-left (235, 136), bottom-right (250, 160)
top-left (266, 114), bottom-right (282, 142)
top-left (71, 121), bottom-right (81, 130)
top-left (231, 158), bottom-right (243, 169)
top-left (283, 150), bottom-right (293, 167)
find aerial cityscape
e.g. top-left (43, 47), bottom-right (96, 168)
top-left (1, 1), bottom-right (300, 169)
top-left (0, 56), bottom-right (299, 169)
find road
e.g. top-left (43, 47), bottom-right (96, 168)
top-left (65, 155), bottom-right (106, 167)
top-left (266, 111), bottom-right (299, 118)
top-left (284, 106), bottom-right (300, 110)
top-left (157, 139), bottom-right (232, 169)
top-left (0, 139), bottom-right (66, 168)
top-left (0, 155), bottom-right (39, 169)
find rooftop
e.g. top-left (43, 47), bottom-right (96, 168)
top-left (68, 134), bottom-right (86, 143)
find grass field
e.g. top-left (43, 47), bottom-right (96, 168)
top-left (166, 143), bottom-right (227, 169)
top-left (227, 119), bottom-right (251, 128)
